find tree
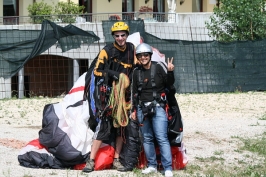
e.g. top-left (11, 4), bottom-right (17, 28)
top-left (27, 0), bottom-right (53, 24)
top-left (54, 1), bottom-right (85, 23)
top-left (205, 0), bottom-right (266, 42)
top-left (27, 1), bottom-right (85, 24)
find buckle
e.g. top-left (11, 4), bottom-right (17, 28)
top-left (160, 93), bottom-right (167, 102)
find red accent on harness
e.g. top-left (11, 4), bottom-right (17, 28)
top-left (160, 93), bottom-right (171, 120)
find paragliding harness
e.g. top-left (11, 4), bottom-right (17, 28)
top-left (136, 62), bottom-right (183, 135)
top-left (94, 43), bottom-right (134, 121)
top-left (135, 62), bottom-right (159, 121)
top-left (83, 51), bottom-right (112, 132)
top-left (93, 45), bottom-right (117, 120)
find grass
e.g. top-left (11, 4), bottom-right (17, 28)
top-left (168, 113), bottom-right (266, 177)
top-left (259, 114), bottom-right (266, 120)
top-left (179, 117), bottom-right (266, 177)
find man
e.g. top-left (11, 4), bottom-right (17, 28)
top-left (131, 43), bottom-right (175, 177)
top-left (82, 21), bottom-right (137, 173)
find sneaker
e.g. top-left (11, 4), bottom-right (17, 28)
top-left (142, 166), bottom-right (157, 174)
top-left (82, 159), bottom-right (94, 173)
top-left (113, 158), bottom-right (127, 171)
top-left (165, 170), bottom-right (173, 177)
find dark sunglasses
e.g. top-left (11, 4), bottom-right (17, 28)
top-left (114, 34), bottom-right (126, 38)
top-left (136, 53), bottom-right (150, 59)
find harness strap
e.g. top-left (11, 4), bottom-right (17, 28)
top-left (136, 62), bottom-right (169, 126)
top-left (137, 69), bottom-right (143, 102)
top-left (113, 58), bottom-right (132, 68)
top-left (105, 43), bottom-right (134, 71)
top-left (137, 62), bottom-right (159, 105)
top-left (150, 62), bottom-right (157, 100)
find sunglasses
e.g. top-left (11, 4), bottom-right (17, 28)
top-left (114, 34), bottom-right (127, 38)
top-left (136, 53), bottom-right (150, 59)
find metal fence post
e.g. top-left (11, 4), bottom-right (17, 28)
top-left (73, 59), bottom-right (79, 85)
top-left (18, 67), bottom-right (24, 99)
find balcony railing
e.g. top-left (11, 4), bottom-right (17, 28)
top-left (0, 12), bottom-right (175, 25)
top-left (3, 16), bottom-right (19, 25)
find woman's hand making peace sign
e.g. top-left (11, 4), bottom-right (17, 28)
top-left (167, 57), bottom-right (175, 71)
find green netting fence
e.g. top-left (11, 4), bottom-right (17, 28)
top-left (1, 19), bottom-right (266, 95)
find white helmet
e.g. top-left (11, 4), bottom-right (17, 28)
top-left (136, 43), bottom-right (153, 55)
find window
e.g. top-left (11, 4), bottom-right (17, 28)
top-left (3, 0), bottom-right (18, 16)
top-left (153, 0), bottom-right (165, 22)
top-left (153, 0), bottom-right (165, 12)
top-left (3, 0), bottom-right (19, 25)
top-left (79, 0), bottom-right (92, 22)
top-left (192, 0), bottom-right (203, 12)
top-left (122, 0), bottom-right (135, 12)
top-left (122, 0), bottom-right (135, 20)
top-left (79, 0), bottom-right (92, 13)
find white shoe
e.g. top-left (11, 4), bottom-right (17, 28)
top-left (141, 166), bottom-right (157, 174)
top-left (165, 170), bottom-right (173, 177)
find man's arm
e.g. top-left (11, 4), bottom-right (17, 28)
top-left (93, 49), bottom-right (108, 77)
top-left (93, 49), bottom-right (120, 80)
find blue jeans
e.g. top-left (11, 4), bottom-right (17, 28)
top-left (137, 105), bottom-right (172, 171)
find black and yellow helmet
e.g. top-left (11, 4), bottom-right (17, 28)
top-left (111, 21), bottom-right (129, 35)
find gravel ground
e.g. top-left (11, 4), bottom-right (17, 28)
top-left (0, 92), bottom-right (266, 177)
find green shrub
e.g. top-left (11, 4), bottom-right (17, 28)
top-left (205, 0), bottom-right (266, 42)
top-left (27, 0), bottom-right (53, 24)
top-left (54, 1), bottom-right (85, 23)
top-left (27, 1), bottom-right (85, 24)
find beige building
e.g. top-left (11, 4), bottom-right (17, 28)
top-left (1, 0), bottom-right (216, 18)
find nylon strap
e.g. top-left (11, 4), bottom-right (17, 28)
top-left (150, 62), bottom-right (157, 99)
top-left (137, 62), bottom-right (157, 104)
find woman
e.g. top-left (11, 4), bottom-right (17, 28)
top-left (131, 43), bottom-right (175, 177)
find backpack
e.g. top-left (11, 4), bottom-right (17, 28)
top-left (136, 61), bottom-right (183, 146)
